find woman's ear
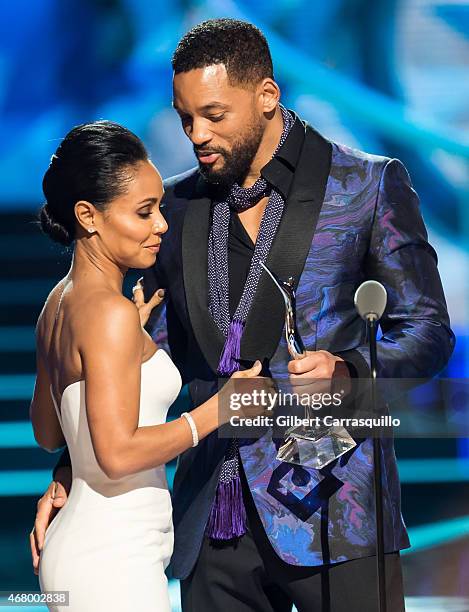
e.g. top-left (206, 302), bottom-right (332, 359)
top-left (75, 200), bottom-right (98, 235)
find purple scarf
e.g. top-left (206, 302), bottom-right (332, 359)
top-left (205, 106), bottom-right (294, 540)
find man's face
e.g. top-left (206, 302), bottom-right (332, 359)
top-left (172, 64), bottom-right (265, 186)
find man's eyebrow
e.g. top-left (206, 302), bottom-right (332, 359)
top-left (172, 102), bottom-right (229, 114)
top-left (199, 103), bottom-right (229, 112)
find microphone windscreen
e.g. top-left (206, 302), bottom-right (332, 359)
top-left (354, 280), bottom-right (387, 320)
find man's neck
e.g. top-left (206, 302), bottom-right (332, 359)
top-left (241, 106), bottom-right (284, 188)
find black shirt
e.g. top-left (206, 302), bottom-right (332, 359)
top-left (228, 214), bottom-right (255, 317)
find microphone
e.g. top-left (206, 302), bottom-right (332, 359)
top-left (354, 280), bottom-right (387, 321)
top-left (354, 279), bottom-right (389, 612)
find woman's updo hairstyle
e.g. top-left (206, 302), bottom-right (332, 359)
top-left (39, 121), bottom-right (148, 246)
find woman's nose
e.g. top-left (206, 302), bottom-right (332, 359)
top-left (152, 213), bottom-right (168, 235)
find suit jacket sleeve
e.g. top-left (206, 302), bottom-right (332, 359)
top-left (143, 263), bottom-right (170, 355)
top-left (337, 158), bottom-right (455, 379)
top-left (53, 446), bottom-right (71, 478)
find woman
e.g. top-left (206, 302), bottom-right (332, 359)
top-left (30, 121), bottom-right (261, 611)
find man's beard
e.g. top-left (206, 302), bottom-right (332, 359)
top-left (195, 117), bottom-right (264, 188)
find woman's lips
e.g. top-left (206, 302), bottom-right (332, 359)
top-left (197, 152), bottom-right (220, 164)
top-left (145, 245), bottom-right (160, 253)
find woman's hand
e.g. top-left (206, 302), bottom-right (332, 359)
top-left (30, 468), bottom-right (71, 575)
top-left (219, 361), bottom-right (276, 423)
top-left (230, 360), bottom-right (263, 380)
top-left (132, 277), bottom-right (165, 327)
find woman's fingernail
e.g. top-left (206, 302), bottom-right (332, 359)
top-left (157, 289), bottom-right (165, 297)
top-left (51, 482), bottom-right (57, 500)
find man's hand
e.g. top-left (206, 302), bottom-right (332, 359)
top-left (132, 277), bottom-right (165, 328)
top-left (30, 467), bottom-right (71, 575)
top-left (288, 350), bottom-right (350, 393)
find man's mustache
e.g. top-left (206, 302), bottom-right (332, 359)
top-left (194, 147), bottom-right (226, 156)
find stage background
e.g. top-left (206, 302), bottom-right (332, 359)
top-left (0, 0), bottom-right (468, 610)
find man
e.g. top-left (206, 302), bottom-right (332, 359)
top-left (32, 19), bottom-right (454, 611)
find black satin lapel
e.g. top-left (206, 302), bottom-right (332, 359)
top-left (182, 186), bottom-right (225, 373)
top-left (240, 126), bottom-right (333, 361)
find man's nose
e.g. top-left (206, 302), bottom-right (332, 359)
top-left (189, 118), bottom-right (211, 146)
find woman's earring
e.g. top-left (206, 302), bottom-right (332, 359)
top-left (88, 227), bottom-right (96, 234)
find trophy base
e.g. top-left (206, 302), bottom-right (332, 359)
top-left (276, 426), bottom-right (356, 469)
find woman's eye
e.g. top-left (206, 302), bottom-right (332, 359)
top-left (138, 212), bottom-right (152, 218)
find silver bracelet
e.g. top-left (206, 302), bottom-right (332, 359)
top-left (181, 412), bottom-right (199, 447)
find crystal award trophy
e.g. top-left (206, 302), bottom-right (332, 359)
top-left (260, 262), bottom-right (356, 469)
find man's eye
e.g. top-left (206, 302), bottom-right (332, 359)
top-left (208, 114), bottom-right (225, 122)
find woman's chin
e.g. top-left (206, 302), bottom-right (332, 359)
top-left (133, 252), bottom-right (158, 269)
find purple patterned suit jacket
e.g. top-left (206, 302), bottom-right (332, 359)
top-left (144, 117), bottom-right (454, 579)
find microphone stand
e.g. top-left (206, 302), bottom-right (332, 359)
top-left (367, 314), bottom-right (387, 612)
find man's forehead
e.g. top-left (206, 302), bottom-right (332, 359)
top-left (172, 66), bottom-right (234, 110)
top-left (172, 65), bottom-right (253, 111)
top-left (173, 64), bottom-right (229, 87)
top-left (199, 64), bottom-right (227, 81)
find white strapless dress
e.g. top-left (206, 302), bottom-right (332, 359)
top-left (39, 350), bottom-right (182, 612)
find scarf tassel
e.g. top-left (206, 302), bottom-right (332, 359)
top-left (218, 319), bottom-right (244, 376)
top-left (205, 474), bottom-right (247, 540)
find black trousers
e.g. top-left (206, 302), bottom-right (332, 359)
top-left (180, 469), bottom-right (405, 612)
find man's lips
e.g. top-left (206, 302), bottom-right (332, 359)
top-left (196, 152), bottom-right (221, 164)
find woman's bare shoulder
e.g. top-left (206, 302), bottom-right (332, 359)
top-left (83, 290), bottom-right (140, 328)
top-left (78, 291), bottom-right (142, 355)
top-left (36, 281), bottom-right (140, 349)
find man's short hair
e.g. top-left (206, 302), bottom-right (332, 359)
top-left (172, 18), bottom-right (274, 88)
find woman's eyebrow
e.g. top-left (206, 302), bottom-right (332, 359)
top-left (136, 197), bottom-right (159, 207)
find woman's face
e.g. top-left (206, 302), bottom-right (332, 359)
top-left (93, 160), bottom-right (168, 269)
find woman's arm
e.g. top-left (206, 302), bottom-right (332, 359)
top-left (81, 294), bottom-right (255, 480)
top-left (30, 340), bottom-right (66, 453)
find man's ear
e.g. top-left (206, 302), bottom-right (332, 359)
top-left (259, 78), bottom-right (281, 115)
